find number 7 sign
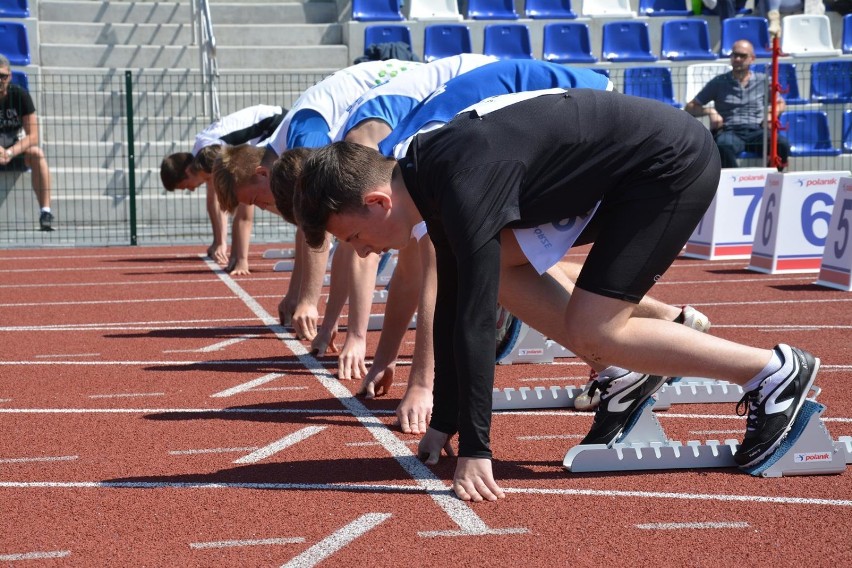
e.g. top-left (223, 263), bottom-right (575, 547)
top-left (816, 177), bottom-right (852, 291)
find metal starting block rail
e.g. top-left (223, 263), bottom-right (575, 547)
top-left (367, 312), bottom-right (417, 331)
top-left (496, 323), bottom-right (575, 365)
top-left (262, 248), bottom-right (296, 259)
top-left (372, 289), bottom-right (389, 304)
top-left (562, 397), bottom-right (851, 478)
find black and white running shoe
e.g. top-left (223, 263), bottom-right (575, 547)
top-left (579, 371), bottom-right (668, 446)
top-left (733, 344), bottom-right (819, 467)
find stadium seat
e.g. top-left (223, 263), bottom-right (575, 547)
top-left (581, 0), bottom-right (636, 17)
top-left (684, 62), bottom-right (731, 105)
top-left (351, 0), bottom-right (404, 21)
top-left (601, 21), bottom-right (657, 63)
top-left (809, 60), bottom-right (852, 104)
top-left (483, 24), bottom-right (533, 59)
top-left (467, 0), bottom-right (519, 19)
top-left (525, 0), bottom-right (577, 18)
top-left (542, 22), bottom-right (596, 64)
top-left (843, 14), bottom-right (852, 55)
top-left (843, 109), bottom-right (852, 153)
top-left (623, 66), bottom-right (680, 107)
top-left (423, 24), bottom-right (472, 62)
top-left (779, 110), bottom-right (842, 157)
top-left (11, 69), bottom-right (28, 90)
top-left (407, 0), bottom-right (463, 20)
top-left (0, 21), bottom-right (30, 66)
top-left (780, 14), bottom-right (840, 57)
top-left (364, 25), bottom-right (413, 52)
top-left (660, 19), bottom-right (717, 61)
top-left (751, 62), bottom-right (807, 105)
top-left (638, 0), bottom-right (691, 17)
top-left (720, 16), bottom-right (771, 58)
top-left (0, 0), bottom-right (29, 18)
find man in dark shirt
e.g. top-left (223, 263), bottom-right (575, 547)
top-left (0, 56), bottom-right (54, 230)
top-left (295, 89), bottom-right (821, 502)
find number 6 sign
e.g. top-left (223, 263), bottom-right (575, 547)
top-left (816, 177), bottom-right (852, 291)
top-left (748, 171), bottom-right (850, 274)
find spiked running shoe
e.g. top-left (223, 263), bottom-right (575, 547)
top-left (579, 372), bottom-right (669, 446)
top-left (495, 303), bottom-right (521, 362)
top-left (733, 344), bottom-right (820, 467)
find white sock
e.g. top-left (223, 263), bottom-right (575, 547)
top-left (41, 207), bottom-right (51, 213)
top-left (702, 0), bottom-right (717, 9)
top-left (743, 348), bottom-right (783, 392)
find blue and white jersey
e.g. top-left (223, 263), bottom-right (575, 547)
top-left (379, 59), bottom-right (613, 158)
top-left (267, 59), bottom-right (423, 155)
top-left (191, 104), bottom-right (285, 154)
top-left (328, 54), bottom-right (497, 142)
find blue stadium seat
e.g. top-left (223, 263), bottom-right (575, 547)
top-left (844, 14), bottom-right (852, 55)
top-left (623, 66), bottom-right (680, 107)
top-left (0, 21), bottom-right (30, 66)
top-left (601, 21), bottom-right (657, 62)
top-left (638, 0), bottom-right (691, 17)
top-left (660, 19), bottom-right (717, 61)
top-left (0, 0), bottom-right (29, 18)
top-left (751, 62), bottom-right (807, 105)
top-left (467, 0), bottom-right (519, 19)
top-left (351, 0), bottom-right (403, 21)
top-left (525, 0), bottom-right (577, 18)
top-left (364, 24), bottom-right (412, 52)
top-left (483, 24), bottom-right (533, 59)
top-left (809, 60), bottom-right (852, 103)
top-left (843, 109), bottom-right (852, 153)
top-left (11, 69), bottom-right (28, 90)
top-left (720, 16), bottom-right (771, 58)
top-left (779, 110), bottom-right (842, 157)
top-left (542, 22), bottom-right (596, 63)
top-left (423, 24), bottom-right (472, 62)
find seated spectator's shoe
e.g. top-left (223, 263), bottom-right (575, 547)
top-left (39, 211), bottom-right (54, 231)
top-left (768, 10), bottom-right (781, 38)
top-left (574, 370), bottom-right (600, 411)
top-left (733, 344), bottom-right (820, 467)
top-left (580, 372), bottom-right (668, 446)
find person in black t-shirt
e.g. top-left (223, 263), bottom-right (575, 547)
top-left (0, 56), bottom-right (54, 231)
top-left (295, 89), bottom-right (822, 502)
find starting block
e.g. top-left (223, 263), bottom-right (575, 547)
top-left (563, 395), bottom-right (851, 478)
top-left (496, 322), bottom-right (575, 365)
top-left (367, 312), bottom-right (417, 331)
top-left (372, 289), bottom-right (389, 304)
top-left (262, 248), bottom-right (296, 259)
top-left (376, 251), bottom-right (398, 287)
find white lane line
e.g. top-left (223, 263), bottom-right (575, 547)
top-left (0, 318), bottom-right (265, 332)
top-left (0, 551), bottom-right (71, 561)
top-left (164, 334), bottom-right (260, 354)
top-left (690, 430), bottom-right (744, 435)
top-left (252, 386), bottom-right (310, 392)
top-left (0, 455), bottom-right (78, 464)
top-left (517, 434), bottom-right (583, 441)
top-left (89, 392), bottom-right (165, 399)
top-left (1, 296), bottom-right (240, 308)
top-left (170, 447), bottom-right (259, 456)
top-left (190, 537), bottom-right (305, 550)
top-left (4, 263), bottom-right (233, 273)
top-left (234, 427), bottom-right (327, 464)
top-left (211, 373), bottom-right (287, 398)
top-left (34, 353), bottom-right (101, 358)
top-left (0, 276), bottom-right (288, 290)
top-left (0, 408), bottom-right (388, 416)
top-left (635, 521), bottom-right (750, 530)
top-left (347, 440), bottom-right (419, 447)
top-left (0, 399), bottom-right (10, 403)
top-left (205, 256), bottom-right (527, 537)
top-left (280, 513), bottom-right (391, 568)
top-left (4, 480), bottom-right (852, 508)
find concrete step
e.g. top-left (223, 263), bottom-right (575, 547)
top-left (38, 1), bottom-right (338, 25)
top-left (39, 22), bottom-right (342, 47)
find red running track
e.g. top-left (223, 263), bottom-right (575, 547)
top-left (0, 244), bottom-right (850, 567)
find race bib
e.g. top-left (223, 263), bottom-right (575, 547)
top-left (513, 202), bottom-right (600, 274)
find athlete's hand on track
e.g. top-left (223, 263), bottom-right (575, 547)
top-left (278, 297), bottom-right (294, 327)
top-left (336, 338), bottom-right (367, 381)
top-left (290, 304), bottom-right (319, 341)
top-left (311, 329), bottom-right (340, 357)
top-left (453, 457), bottom-right (505, 502)
top-left (418, 427), bottom-right (455, 466)
top-left (226, 258), bottom-right (251, 276)
top-left (396, 384), bottom-right (432, 435)
top-left (207, 243), bottom-right (228, 265)
top-left (358, 363), bottom-right (395, 399)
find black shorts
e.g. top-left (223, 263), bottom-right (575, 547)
top-left (0, 154), bottom-right (28, 171)
top-left (575, 130), bottom-right (721, 303)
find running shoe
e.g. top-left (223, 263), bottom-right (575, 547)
top-left (733, 344), bottom-right (820, 467)
top-left (579, 371), bottom-right (668, 446)
top-left (39, 211), bottom-right (54, 231)
top-left (495, 303), bottom-right (521, 362)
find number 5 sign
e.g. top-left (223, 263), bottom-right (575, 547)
top-left (816, 177), bottom-right (852, 291)
top-left (748, 171), bottom-right (850, 274)
top-left (684, 168), bottom-right (773, 259)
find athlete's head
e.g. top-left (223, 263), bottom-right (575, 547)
top-left (160, 146), bottom-right (223, 192)
top-left (270, 147), bottom-right (313, 225)
top-left (212, 144), bottom-right (276, 213)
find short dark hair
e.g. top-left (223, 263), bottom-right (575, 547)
top-left (194, 145), bottom-right (222, 174)
top-left (295, 142), bottom-right (396, 249)
top-left (271, 147), bottom-right (312, 225)
top-left (160, 152), bottom-right (194, 191)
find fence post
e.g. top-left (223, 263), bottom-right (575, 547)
top-left (124, 70), bottom-right (138, 246)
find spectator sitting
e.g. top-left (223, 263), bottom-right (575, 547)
top-left (685, 39), bottom-right (790, 171)
top-left (0, 55), bottom-right (54, 231)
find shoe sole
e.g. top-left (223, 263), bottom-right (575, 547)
top-left (739, 355), bottom-right (820, 468)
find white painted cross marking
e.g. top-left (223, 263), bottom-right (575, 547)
top-left (190, 537), bottom-right (305, 549)
top-left (234, 426), bottom-right (327, 464)
top-left (280, 513), bottom-right (391, 568)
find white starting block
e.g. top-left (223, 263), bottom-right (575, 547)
top-left (367, 312), bottom-right (417, 331)
top-left (274, 257), bottom-right (334, 273)
top-left (496, 323), bottom-right (575, 365)
top-left (372, 289), bottom-right (389, 304)
top-left (262, 248), bottom-right (296, 259)
top-left (815, 176), bottom-right (852, 291)
top-left (376, 251), bottom-right (398, 287)
top-left (563, 395), bottom-right (852, 477)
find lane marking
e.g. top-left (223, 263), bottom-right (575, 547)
top-left (517, 434), bottom-right (583, 441)
top-left (1, 296), bottom-right (242, 308)
top-left (190, 537), bottom-right (305, 550)
top-left (211, 373), bottom-right (288, 398)
top-left (0, 551), bottom-right (71, 561)
top-left (347, 440), bottom-right (419, 447)
top-left (170, 447), bottom-right (259, 456)
top-left (252, 386), bottom-right (309, 392)
top-left (89, 392), bottom-right (165, 399)
top-left (234, 427), bottom-right (327, 464)
top-left (280, 513), bottom-right (391, 568)
top-left (635, 521), bottom-right (750, 530)
top-left (690, 429), bottom-right (744, 435)
top-left (34, 353), bottom-right (101, 358)
top-left (0, 455), bottom-right (78, 464)
top-left (518, 376), bottom-right (587, 382)
top-left (164, 334), bottom-right (260, 353)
